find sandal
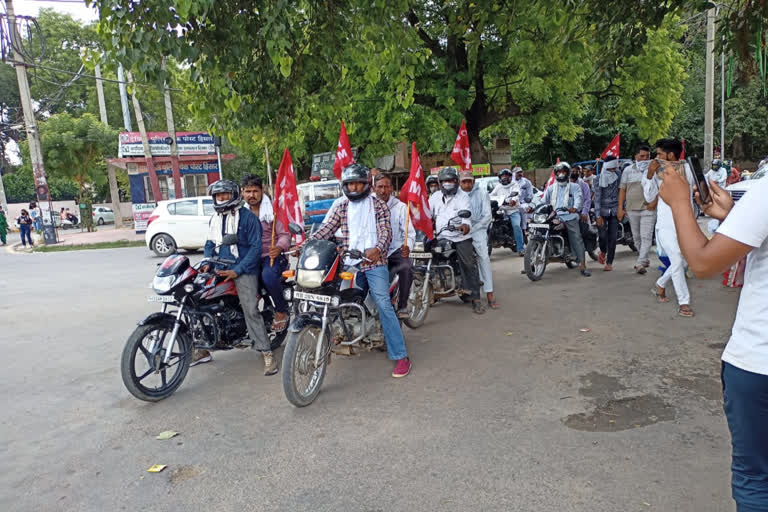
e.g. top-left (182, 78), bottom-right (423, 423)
top-left (678, 305), bottom-right (695, 318)
top-left (634, 266), bottom-right (647, 275)
top-left (651, 287), bottom-right (670, 303)
top-left (270, 316), bottom-right (289, 332)
top-left (488, 300), bottom-right (500, 310)
top-left (472, 300), bottom-right (486, 315)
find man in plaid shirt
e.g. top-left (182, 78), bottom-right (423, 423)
top-left (311, 163), bottom-right (411, 378)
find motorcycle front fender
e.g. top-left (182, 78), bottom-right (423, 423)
top-left (289, 312), bottom-right (324, 333)
top-left (139, 312), bottom-right (179, 328)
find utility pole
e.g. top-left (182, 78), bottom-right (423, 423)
top-left (117, 64), bottom-right (133, 131)
top-left (720, 42), bottom-right (726, 162)
top-left (6, 0), bottom-right (56, 244)
top-left (704, 7), bottom-right (716, 170)
top-left (127, 72), bottom-right (161, 202)
top-left (162, 59), bottom-right (182, 198)
top-left (265, 144), bottom-right (273, 193)
top-left (0, 135), bottom-right (8, 217)
top-left (95, 63), bottom-right (123, 227)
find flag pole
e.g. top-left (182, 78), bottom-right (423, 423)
top-left (269, 221), bottom-right (276, 267)
top-left (403, 202), bottom-right (411, 250)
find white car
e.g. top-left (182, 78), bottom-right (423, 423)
top-left (727, 164), bottom-right (767, 202)
top-left (92, 206), bottom-right (115, 225)
top-left (145, 196), bottom-right (215, 257)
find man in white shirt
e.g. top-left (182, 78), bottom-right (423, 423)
top-left (705, 159), bottom-right (728, 190)
top-left (642, 138), bottom-right (695, 317)
top-left (460, 171), bottom-right (497, 308)
top-left (374, 175), bottom-right (415, 318)
top-left (659, 167), bottom-right (768, 512)
top-left (490, 168), bottom-right (526, 255)
top-left (429, 167), bottom-right (485, 314)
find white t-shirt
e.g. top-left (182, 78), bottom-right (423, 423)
top-left (717, 177), bottom-right (768, 375)
top-left (429, 189), bottom-right (472, 242)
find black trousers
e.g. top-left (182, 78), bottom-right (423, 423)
top-left (598, 214), bottom-right (619, 264)
top-left (387, 249), bottom-right (413, 311)
top-left (454, 238), bottom-right (481, 300)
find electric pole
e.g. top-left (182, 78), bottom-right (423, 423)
top-left (720, 42), bottom-right (726, 162)
top-left (704, 6), bottom-right (716, 170)
top-left (6, 0), bottom-right (56, 243)
top-left (162, 59), bottom-right (182, 199)
top-left (95, 63), bottom-right (123, 227)
top-left (117, 64), bottom-right (133, 131)
top-left (127, 72), bottom-right (162, 202)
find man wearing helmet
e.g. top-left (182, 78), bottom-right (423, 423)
top-left (311, 163), bottom-right (411, 378)
top-left (430, 167), bottom-right (485, 314)
top-left (426, 175), bottom-right (440, 196)
top-left (542, 162), bottom-right (592, 277)
top-left (199, 179), bottom-right (277, 375)
top-left (513, 166), bottom-right (534, 230)
top-left (706, 159), bottom-right (728, 190)
top-left (490, 168), bottom-right (525, 255)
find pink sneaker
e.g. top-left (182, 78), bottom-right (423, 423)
top-left (392, 358), bottom-right (411, 378)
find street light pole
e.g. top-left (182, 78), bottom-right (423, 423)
top-left (704, 6), bottom-right (716, 169)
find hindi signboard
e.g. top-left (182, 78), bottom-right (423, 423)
top-left (132, 203), bottom-right (157, 233)
top-left (119, 132), bottom-right (216, 158)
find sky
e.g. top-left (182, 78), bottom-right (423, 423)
top-left (14, 0), bottom-right (98, 22)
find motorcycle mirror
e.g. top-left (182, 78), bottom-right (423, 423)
top-left (457, 210), bottom-right (471, 219)
top-left (221, 233), bottom-right (239, 246)
top-left (288, 223), bottom-right (304, 235)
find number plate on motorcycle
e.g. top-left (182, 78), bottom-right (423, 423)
top-left (147, 295), bottom-right (175, 303)
top-left (409, 252), bottom-right (432, 259)
top-left (528, 223), bottom-right (549, 228)
top-left (293, 291), bottom-right (333, 304)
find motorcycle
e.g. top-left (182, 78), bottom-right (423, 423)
top-left (523, 204), bottom-right (598, 281)
top-left (281, 227), bottom-right (404, 407)
top-left (407, 210), bottom-right (473, 325)
top-left (487, 191), bottom-right (523, 256)
top-left (121, 234), bottom-right (293, 401)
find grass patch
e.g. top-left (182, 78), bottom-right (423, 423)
top-left (32, 240), bottom-right (145, 252)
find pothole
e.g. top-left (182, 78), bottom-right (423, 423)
top-left (563, 394), bottom-right (675, 432)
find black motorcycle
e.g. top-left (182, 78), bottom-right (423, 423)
top-left (121, 234), bottom-right (293, 401)
top-left (488, 191), bottom-right (523, 256)
top-left (523, 204), bottom-right (598, 281)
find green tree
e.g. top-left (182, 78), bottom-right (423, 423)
top-left (91, 0), bottom-right (688, 168)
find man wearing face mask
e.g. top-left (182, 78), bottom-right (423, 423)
top-left (426, 175), bottom-right (440, 196)
top-left (542, 162), bottom-right (591, 277)
top-left (430, 167), bottom-right (485, 314)
top-left (513, 166), bottom-right (534, 231)
top-left (490, 168), bottom-right (525, 255)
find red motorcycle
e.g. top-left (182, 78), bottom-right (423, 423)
top-left (121, 234), bottom-right (292, 401)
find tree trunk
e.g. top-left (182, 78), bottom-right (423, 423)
top-left (731, 134), bottom-right (745, 161)
top-left (465, 116), bottom-right (490, 165)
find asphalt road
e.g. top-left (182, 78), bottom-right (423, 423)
top-left (0, 245), bottom-right (739, 511)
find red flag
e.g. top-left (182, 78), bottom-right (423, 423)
top-left (601, 133), bottom-right (621, 159)
top-left (332, 120), bottom-right (354, 179)
top-left (273, 148), bottom-right (304, 243)
top-left (681, 138), bottom-right (686, 160)
top-left (450, 120), bottom-right (472, 171)
top-left (544, 158), bottom-right (559, 190)
top-left (400, 143), bottom-right (434, 239)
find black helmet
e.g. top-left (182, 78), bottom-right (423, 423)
top-left (712, 158), bottom-right (722, 170)
top-left (499, 167), bottom-right (513, 185)
top-left (437, 167), bottom-right (460, 196)
top-left (554, 162), bottom-right (571, 182)
top-left (207, 179), bottom-right (242, 213)
top-left (426, 175), bottom-right (439, 186)
top-left (341, 163), bottom-right (371, 202)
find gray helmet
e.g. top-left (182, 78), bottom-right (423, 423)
top-left (207, 179), bottom-right (242, 213)
top-left (712, 158), bottom-right (722, 170)
top-left (554, 162), bottom-right (571, 182)
top-left (498, 167), bottom-right (513, 185)
top-left (426, 175), bottom-right (439, 186)
top-left (340, 163), bottom-right (371, 201)
top-left (437, 167), bottom-right (460, 196)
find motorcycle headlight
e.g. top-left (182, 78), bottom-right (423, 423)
top-left (413, 241), bottom-right (425, 252)
top-left (297, 269), bottom-right (325, 289)
top-left (152, 275), bottom-right (175, 294)
top-left (434, 246), bottom-right (443, 254)
top-left (533, 213), bottom-right (548, 224)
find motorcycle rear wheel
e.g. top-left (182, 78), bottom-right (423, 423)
top-left (282, 325), bottom-right (328, 407)
top-left (121, 323), bottom-right (191, 402)
top-left (404, 280), bottom-right (431, 329)
top-left (524, 240), bottom-right (547, 281)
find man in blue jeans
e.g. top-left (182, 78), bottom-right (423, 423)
top-left (311, 163), bottom-right (411, 378)
top-left (490, 168), bottom-right (525, 255)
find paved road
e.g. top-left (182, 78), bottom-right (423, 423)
top-left (0, 245), bottom-right (738, 511)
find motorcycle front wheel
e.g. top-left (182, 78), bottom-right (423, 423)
top-left (404, 279), bottom-right (431, 329)
top-left (121, 322), bottom-right (192, 402)
top-left (524, 240), bottom-right (547, 281)
top-left (282, 324), bottom-right (329, 407)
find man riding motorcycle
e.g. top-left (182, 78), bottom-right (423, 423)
top-left (426, 175), bottom-right (440, 196)
top-left (310, 163), bottom-right (412, 378)
top-left (197, 179), bottom-right (278, 375)
top-left (490, 168), bottom-right (526, 255)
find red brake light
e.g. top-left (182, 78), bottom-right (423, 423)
top-left (309, 175), bottom-right (321, 181)
top-left (147, 214), bottom-right (160, 226)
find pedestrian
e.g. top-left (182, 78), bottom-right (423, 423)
top-left (619, 145), bottom-right (657, 274)
top-left (583, 164), bottom-right (596, 193)
top-left (29, 202), bottom-right (42, 232)
top-left (642, 138), bottom-right (695, 318)
top-left (0, 206), bottom-right (8, 245)
top-left (594, 157), bottom-right (623, 271)
top-left (459, 171), bottom-right (498, 309)
top-left (17, 209), bottom-right (34, 247)
top-left (658, 165), bottom-right (768, 512)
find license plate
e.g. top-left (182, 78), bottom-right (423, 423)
top-left (293, 291), bottom-right (333, 304)
top-left (410, 252), bottom-right (432, 259)
top-left (528, 223), bottom-right (549, 229)
top-left (147, 295), bottom-right (175, 303)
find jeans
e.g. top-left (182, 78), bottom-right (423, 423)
top-left (387, 249), bottom-right (413, 311)
top-left (507, 211), bottom-right (525, 252)
top-left (234, 273), bottom-right (270, 352)
top-left (627, 210), bottom-right (656, 266)
top-left (656, 227), bottom-right (690, 305)
top-left (261, 255), bottom-right (289, 313)
top-left (598, 214), bottom-right (619, 264)
top-left (358, 265), bottom-right (407, 361)
top-left (19, 224), bottom-right (33, 246)
top-left (471, 229), bottom-right (493, 293)
top-left (454, 238), bottom-right (481, 300)
top-left (564, 218), bottom-right (585, 264)
top-left (722, 362), bottom-right (768, 511)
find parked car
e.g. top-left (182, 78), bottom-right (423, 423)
top-left (297, 179), bottom-right (343, 227)
top-left (727, 163), bottom-right (767, 202)
top-left (145, 196), bottom-right (215, 257)
top-left (92, 206), bottom-right (115, 225)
